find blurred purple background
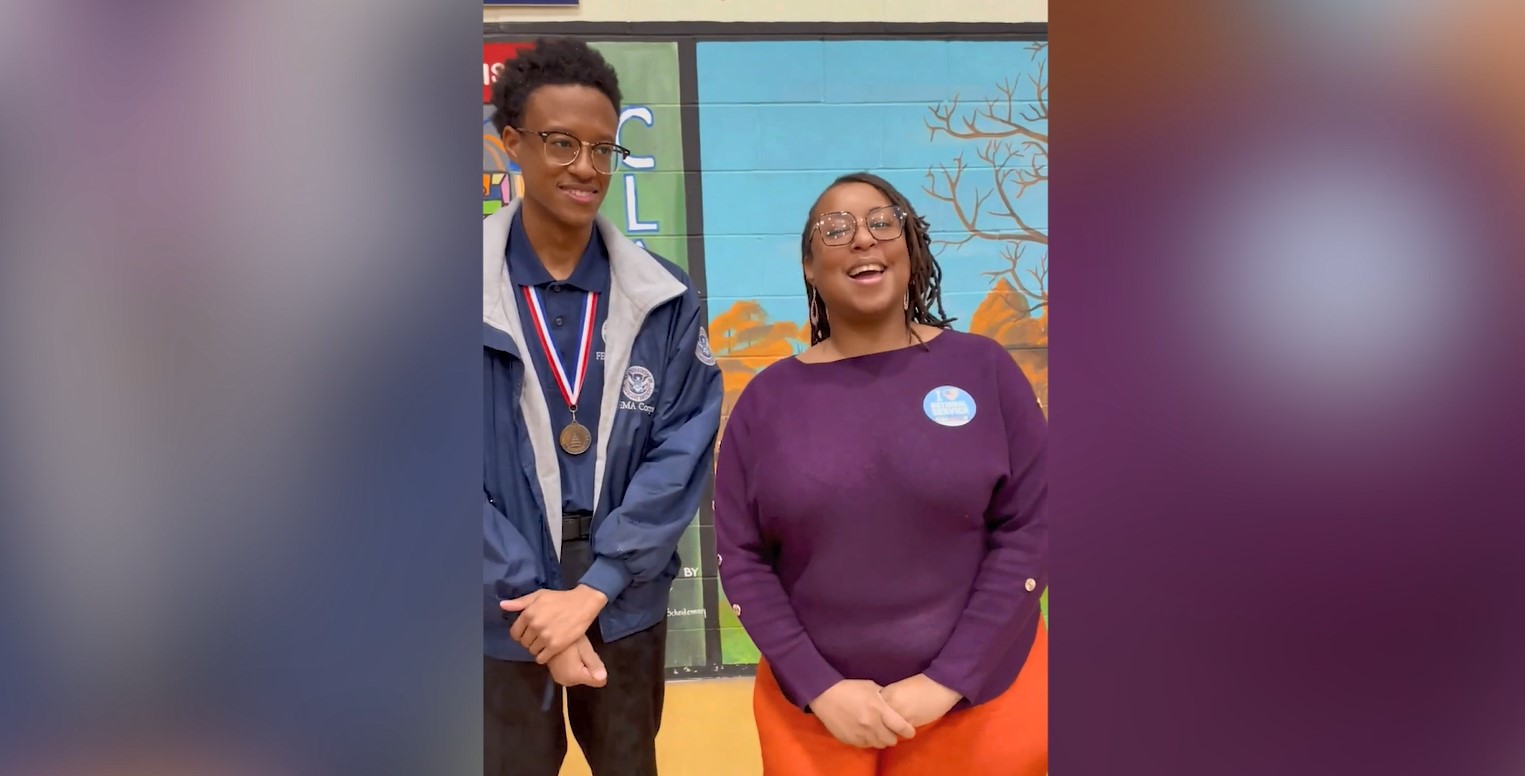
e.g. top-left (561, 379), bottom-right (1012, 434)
top-left (1053, 1), bottom-right (1525, 775)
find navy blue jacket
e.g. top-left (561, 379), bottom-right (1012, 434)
top-left (483, 201), bottom-right (723, 662)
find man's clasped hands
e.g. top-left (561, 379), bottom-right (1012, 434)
top-left (500, 584), bottom-right (611, 688)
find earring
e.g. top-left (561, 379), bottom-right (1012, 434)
top-left (903, 291), bottom-right (910, 311)
top-left (808, 288), bottom-right (819, 329)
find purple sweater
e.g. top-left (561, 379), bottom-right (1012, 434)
top-left (715, 330), bottom-right (1048, 710)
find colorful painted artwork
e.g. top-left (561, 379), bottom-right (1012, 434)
top-left (485, 33), bottom-right (1049, 675)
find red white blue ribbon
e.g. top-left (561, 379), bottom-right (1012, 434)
top-left (522, 286), bottom-right (598, 410)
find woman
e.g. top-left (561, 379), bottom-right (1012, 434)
top-left (714, 172), bottom-right (1048, 776)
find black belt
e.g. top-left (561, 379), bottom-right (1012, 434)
top-left (562, 512), bottom-right (593, 542)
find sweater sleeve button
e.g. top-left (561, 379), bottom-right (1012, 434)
top-left (1024, 578), bottom-right (1037, 592)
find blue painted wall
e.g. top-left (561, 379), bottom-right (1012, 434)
top-left (697, 40), bottom-right (1049, 334)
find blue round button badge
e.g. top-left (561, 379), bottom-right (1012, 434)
top-left (923, 385), bottom-right (977, 427)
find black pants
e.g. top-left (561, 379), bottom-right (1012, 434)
top-left (484, 538), bottom-right (667, 776)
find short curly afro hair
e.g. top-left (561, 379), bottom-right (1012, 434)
top-left (490, 37), bottom-right (622, 135)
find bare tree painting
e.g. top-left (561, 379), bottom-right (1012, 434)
top-left (924, 42), bottom-right (1049, 318)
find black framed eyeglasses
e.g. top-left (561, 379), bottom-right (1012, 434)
top-left (813, 205), bottom-right (908, 247)
top-left (513, 128), bottom-right (631, 174)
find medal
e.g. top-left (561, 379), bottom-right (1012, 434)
top-left (523, 285), bottom-right (599, 456)
top-left (559, 421), bottom-right (592, 455)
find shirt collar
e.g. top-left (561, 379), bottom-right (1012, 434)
top-left (506, 210), bottom-right (610, 293)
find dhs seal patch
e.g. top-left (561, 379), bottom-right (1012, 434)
top-left (696, 327), bottom-right (716, 366)
top-left (622, 365), bottom-right (656, 403)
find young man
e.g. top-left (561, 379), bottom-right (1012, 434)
top-left (482, 38), bottom-right (723, 776)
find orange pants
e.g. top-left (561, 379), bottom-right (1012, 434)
top-left (752, 619), bottom-right (1048, 776)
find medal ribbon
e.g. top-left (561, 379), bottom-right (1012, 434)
top-left (522, 286), bottom-right (598, 411)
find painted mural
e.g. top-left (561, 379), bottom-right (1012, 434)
top-left (485, 35), bottom-right (1049, 674)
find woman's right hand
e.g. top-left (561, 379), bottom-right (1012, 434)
top-left (808, 680), bottom-right (917, 748)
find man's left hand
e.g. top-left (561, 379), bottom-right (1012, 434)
top-left (879, 674), bottom-right (962, 729)
top-left (500, 585), bottom-right (609, 663)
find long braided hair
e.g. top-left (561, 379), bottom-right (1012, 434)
top-left (800, 172), bottom-right (956, 346)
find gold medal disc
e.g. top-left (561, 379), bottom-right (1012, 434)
top-left (559, 422), bottom-right (592, 455)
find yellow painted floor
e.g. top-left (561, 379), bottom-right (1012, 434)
top-left (559, 677), bottom-right (760, 776)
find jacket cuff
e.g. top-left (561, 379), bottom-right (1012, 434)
top-left (579, 557), bottom-right (632, 602)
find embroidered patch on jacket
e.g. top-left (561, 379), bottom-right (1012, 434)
top-left (696, 327), bottom-right (716, 366)
top-left (622, 365), bottom-right (656, 403)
